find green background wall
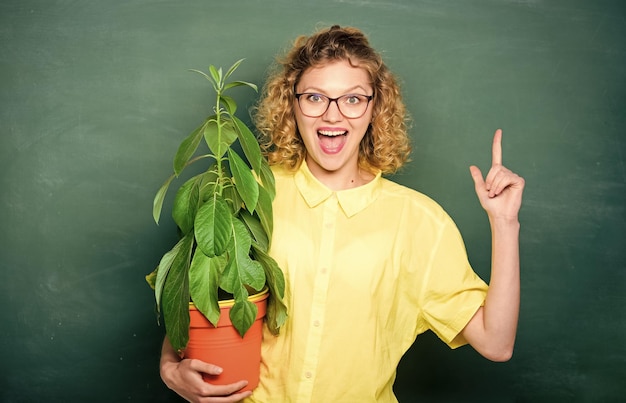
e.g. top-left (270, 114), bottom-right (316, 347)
top-left (1, 1), bottom-right (624, 401)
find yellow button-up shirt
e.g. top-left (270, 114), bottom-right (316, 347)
top-left (248, 162), bottom-right (488, 402)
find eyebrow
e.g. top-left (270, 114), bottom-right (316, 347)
top-left (297, 85), bottom-right (372, 95)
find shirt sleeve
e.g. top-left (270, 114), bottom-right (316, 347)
top-left (418, 216), bottom-right (488, 348)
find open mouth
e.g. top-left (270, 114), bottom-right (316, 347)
top-left (317, 130), bottom-right (347, 154)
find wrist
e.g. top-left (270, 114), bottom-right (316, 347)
top-left (159, 359), bottom-right (179, 386)
top-left (488, 215), bottom-right (520, 228)
top-left (489, 216), bottom-right (521, 239)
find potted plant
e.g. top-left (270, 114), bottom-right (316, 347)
top-left (145, 59), bottom-right (287, 389)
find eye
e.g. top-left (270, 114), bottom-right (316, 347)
top-left (305, 93), bottom-right (325, 103)
top-left (343, 95), bottom-right (363, 105)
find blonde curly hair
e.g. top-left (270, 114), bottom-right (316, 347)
top-left (254, 25), bottom-right (411, 174)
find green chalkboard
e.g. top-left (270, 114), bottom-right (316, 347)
top-left (1, 0), bottom-right (624, 401)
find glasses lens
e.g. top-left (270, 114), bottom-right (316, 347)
top-left (338, 95), bottom-right (370, 118)
top-left (298, 93), bottom-right (327, 117)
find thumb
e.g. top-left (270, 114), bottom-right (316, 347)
top-left (469, 165), bottom-right (485, 190)
top-left (189, 359), bottom-right (223, 375)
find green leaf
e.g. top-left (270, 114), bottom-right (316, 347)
top-left (203, 118), bottom-right (221, 159)
top-left (189, 251), bottom-right (225, 327)
top-left (236, 256), bottom-right (265, 293)
top-left (255, 185), bottom-right (274, 243)
top-left (232, 115), bottom-right (262, 174)
top-left (230, 297), bottom-right (257, 337)
top-left (224, 58), bottom-right (244, 80)
top-left (198, 168), bottom-right (219, 203)
top-left (204, 118), bottom-right (237, 160)
top-left (251, 243), bottom-right (287, 335)
top-left (189, 69), bottom-right (217, 92)
top-left (220, 95), bottom-right (237, 115)
top-left (154, 234), bottom-right (192, 310)
top-left (223, 184), bottom-right (243, 215)
top-left (153, 174), bottom-right (175, 224)
top-left (221, 220), bottom-right (265, 291)
top-left (224, 80), bottom-right (258, 92)
top-left (251, 242), bottom-right (285, 300)
top-left (209, 65), bottom-right (221, 86)
top-left (188, 68), bottom-right (212, 82)
top-left (162, 277), bottom-right (190, 353)
top-left (258, 158), bottom-right (276, 201)
top-left (174, 123), bottom-right (205, 176)
top-left (172, 175), bottom-right (200, 234)
top-left (221, 120), bottom-right (239, 147)
top-left (228, 148), bottom-right (259, 213)
top-left (240, 210), bottom-right (269, 251)
top-left (195, 196), bottom-right (233, 257)
top-left (160, 233), bottom-right (194, 352)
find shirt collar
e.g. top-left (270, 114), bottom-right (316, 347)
top-left (294, 161), bottom-right (383, 217)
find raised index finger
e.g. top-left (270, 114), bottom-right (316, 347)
top-left (492, 129), bottom-right (503, 166)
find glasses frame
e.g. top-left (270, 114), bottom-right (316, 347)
top-left (294, 92), bottom-right (374, 119)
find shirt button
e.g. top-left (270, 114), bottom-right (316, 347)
top-left (320, 268), bottom-right (327, 274)
top-left (305, 371), bottom-right (312, 378)
top-left (313, 320), bottom-right (320, 327)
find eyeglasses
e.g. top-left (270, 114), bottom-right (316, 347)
top-left (295, 93), bottom-right (374, 119)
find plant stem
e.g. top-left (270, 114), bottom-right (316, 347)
top-left (214, 83), bottom-right (224, 196)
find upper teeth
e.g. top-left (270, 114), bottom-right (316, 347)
top-left (318, 130), bottom-right (345, 137)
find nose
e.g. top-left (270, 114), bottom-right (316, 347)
top-left (322, 99), bottom-right (343, 122)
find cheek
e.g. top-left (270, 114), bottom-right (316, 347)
top-left (354, 117), bottom-right (373, 138)
top-left (294, 113), bottom-right (315, 137)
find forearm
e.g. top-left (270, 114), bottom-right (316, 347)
top-left (160, 336), bottom-right (182, 384)
top-left (481, 217), bottom-right (521, 358)
top-left (462, 216), bottom-right (520, 361)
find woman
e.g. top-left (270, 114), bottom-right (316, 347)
top-left (160, 25), bottom-right (525, 402)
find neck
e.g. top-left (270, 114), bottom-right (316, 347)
top-left (306, 159), bottom-right (375, 191)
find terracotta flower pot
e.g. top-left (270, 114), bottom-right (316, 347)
top-left (184, 288), bottom-right (269, 392)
